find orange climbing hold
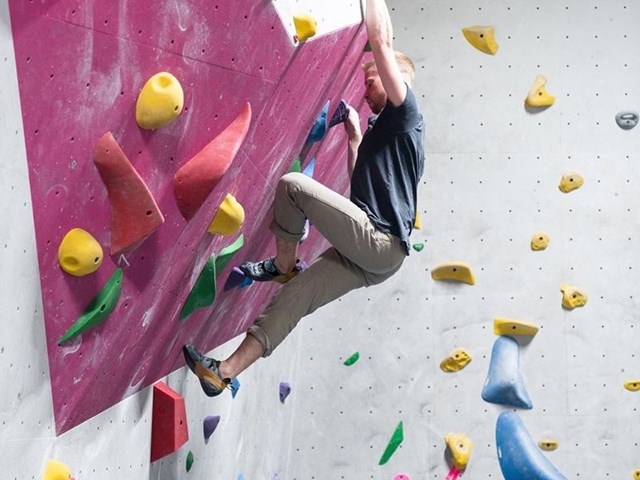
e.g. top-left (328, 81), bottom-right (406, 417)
top-left (93, 133), bottom-right (165, 256)
top-left (174, 103), bottom-right (252, 220)
top-left (150, 381), bottom-right (189, 462)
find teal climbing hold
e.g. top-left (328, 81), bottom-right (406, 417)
top-left (364, 41), bottom-right (372, 52)
top-left (186, 451), bottom-right (194, 472)
top-left (412, 243), bottom-right (424, 252)
top-left (230, 377), bottom-right (241, 398)
top-left (344, 352), bottom-right (360, 366)
top-left (304, 101), bottom-right (329, 145)
top-left (216, 235), bottom-right (244, 273)
top-left (302, 158), bottom-right (316, 178)
top-left (180, 256), bottom-right (216, 320)
top-left (379, 421), bottom-right (404, 465)
top-left (58, 268), bottom-right (123, 344)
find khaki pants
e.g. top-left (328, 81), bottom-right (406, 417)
top-left (247, 173), bottom-right (406, 357)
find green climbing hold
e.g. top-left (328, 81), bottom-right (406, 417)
top-left (412, 243), bottom-right (424, 252)
top-left (180, 256), bottom-right (216, 320)
top-left (289, 156), bottom-right (302, 173)
top-left (186, 451), bottom-right (194, 472)
top-left (58, 268), bottom-right (123, 345)
top-left (215, 234), bottom-right (244, 273)
top-left (379, 421), bottom-right (404, 466)
top-left (344, 352), bottom-right (360, 366)
top-left (364, 41), bottom-right (372, 52)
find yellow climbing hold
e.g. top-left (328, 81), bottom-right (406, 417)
top-left (440, 347), bottom-right (472, 372)
top-left (414, 210), bottom-right (422, 229)
top-left (431, 262), bottom-right (475, 285)
top-left (444, 432), bottom-right (473, 469)
top-left (538, 439), bottom-right (559, 451)
top-left (624, 381), bottom-right (640, 392)
top-left (293, 13), bottom-right (317, 42)
top-left (493, 318), bottom-right (539, 337)
top-left (525, 75), bottom-right (555, 108)
top-left (58, 228), bottom-right (103, 276)
top-left (558, 172), bottom-right (584, 193)
top-left (634, 468), bottom-right (640, 480)
top-left (136, 72), bottom-right (184, 129)
top-left (560, 283), bottom-right (588, 309)
top-left (462, 26), bottom-right (499, 55)
top-left (208, 193), bottom-right (245, 236)
top-left (531, 232), bottom-right (550, 251)
top-left (42, 460), bottom-right (73, 480)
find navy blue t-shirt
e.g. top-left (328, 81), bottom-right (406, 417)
top-left (350, 86), bottom-right (425, 254)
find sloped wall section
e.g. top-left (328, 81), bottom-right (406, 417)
top-left (9, 0), bottom-right (367, 434)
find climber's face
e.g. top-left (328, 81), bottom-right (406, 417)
top-left (363, 66), bottom-right (387, 114)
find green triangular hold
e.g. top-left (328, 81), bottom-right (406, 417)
top-left (379, 421), bottom-right (404, 466)
top-left (180, 256), bottom-right (216, 320)
top-left (343, 351), bottom-right (360, 366)
top-left (215, 234), bottom-right (245, 273)
top-left (289, 156), bottom-right (302, 173)
top-left (412, 243), bottom-right (424, 252)
top-left (364, 41), bottom-right (372, 52)
top-left (186, 451), bottom-right (194, 472)
top-left (58, 268), bottom-right (123, 345)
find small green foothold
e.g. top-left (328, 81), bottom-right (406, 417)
top-left (364, 41), bottom-right (372, 52)
top-left (379, 421), bottom-right (404, 466)
top-left (289, 156), bottom-right (302, 173)
top-left (344, 352), bottom-right (360, 366)
top-left (412, 243), bottom-right (424, 252)
top-left (215, 234), bottom-right (245, 273)
top-left (180, 256), bottom-right (216, 320)
top-left (186, 451), bottom-right (194, 472)
top-left (58, 268), bottom-right (123, 345)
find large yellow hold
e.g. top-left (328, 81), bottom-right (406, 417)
top-left (525, 75), bottom-right (555, 108)
top-left (444, 432), bottom-right (473, 469)
top-left (431, 261), bottom-right (476, 285)
top-left (624, 380), bottom-right (640, 392)
top-left (293, 13), bottom-right (317, 42)
top-left (136, 72), bottom-right (184, 129)
top-left (208, 193), bottom-right (245, 236)
top-left (531, 232), bottom-right (550, 251)
top-left (57, 228), bottom-right (103, 276)
top-left (494, 318), bottom-right (539, 337)
top-left (558, 172), bottom-right (584, 193)
top-left (462, 26), bottom-right (499, 55)
top-left (42, 460), bottom-right (74, 480)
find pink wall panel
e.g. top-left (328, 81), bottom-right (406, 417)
top-left (9, 0), bottom-right (367, 434)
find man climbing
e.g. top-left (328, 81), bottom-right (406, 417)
top-left (183, 0), bottom-right (425, 397)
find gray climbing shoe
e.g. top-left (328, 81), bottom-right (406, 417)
top-left (183, 344), bottom-right (230, 397)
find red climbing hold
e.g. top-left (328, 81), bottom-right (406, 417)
top-left (150, 382), bottom-right (189, 462)
top-left (174, 102), bottom-right (252, 220)
top-left (93, 132), bottom-right (165, 256)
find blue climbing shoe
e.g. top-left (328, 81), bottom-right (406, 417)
top-left (182, 344), bottom-right (230, 397)
top-left (239, 257), bottom-right (303, 283)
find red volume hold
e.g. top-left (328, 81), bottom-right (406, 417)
top-left (150, 381), bottom-right (189, 462)
top-left (174, 102), bottom-right (251, 220)
top-left (93, 132), bottom-right (165, 256)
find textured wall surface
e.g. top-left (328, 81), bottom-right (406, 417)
top-left (8, 0), bottom-right (365, 435)
top-left (2, 0), bottom-right (640, 479)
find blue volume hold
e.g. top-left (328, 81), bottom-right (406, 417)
top-left (496, 411), bottom-right (567, 480)
top-left (305, 101), bottom-right (329, 145)
top-left (482, 335), bottom-right (533, 409)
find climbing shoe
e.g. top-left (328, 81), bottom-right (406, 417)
top-left (239, 257), bottom-right (304, 283)
top-left (182, 344), bottom-right (230, 397)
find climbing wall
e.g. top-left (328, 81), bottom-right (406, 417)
top-left (282, 0), bottom-right (640, 478)
top-left (7, 0), bottom-right (365, 436)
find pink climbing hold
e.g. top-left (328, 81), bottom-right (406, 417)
top-left (393, 475), bottom-right (411, 480)
top-left (445, 466), bottom-right (462, 480)
top-left (93, 132), bottom-right (165, 256)
top-left (174, 102), bottom-right (252, 220)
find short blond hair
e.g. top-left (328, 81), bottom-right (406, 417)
top-left (362, 51), bottom-right (415, 84)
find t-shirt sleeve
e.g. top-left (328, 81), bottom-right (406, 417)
top-left (382, 85), bottom-right (421, 133)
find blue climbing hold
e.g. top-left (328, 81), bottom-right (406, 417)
top-left (223, 267), bottom-right (254, 291)
top-left (279, 382), bottom-right (291, 403)
top-left (482, 336), bottom-right (533, 409)
top-left (302, 158), bottom-right (316, 178)
top-left (230, 377), bottom-right (241, 398)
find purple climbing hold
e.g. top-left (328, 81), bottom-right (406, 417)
top-left (329, 99), bottom-right (349, 128)
top-left (223, 267), bottom-right (254, 291)
top-left (279, 382), bottom-right (291, 403)
top-left (203, 415), bottom-right (220, 442)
